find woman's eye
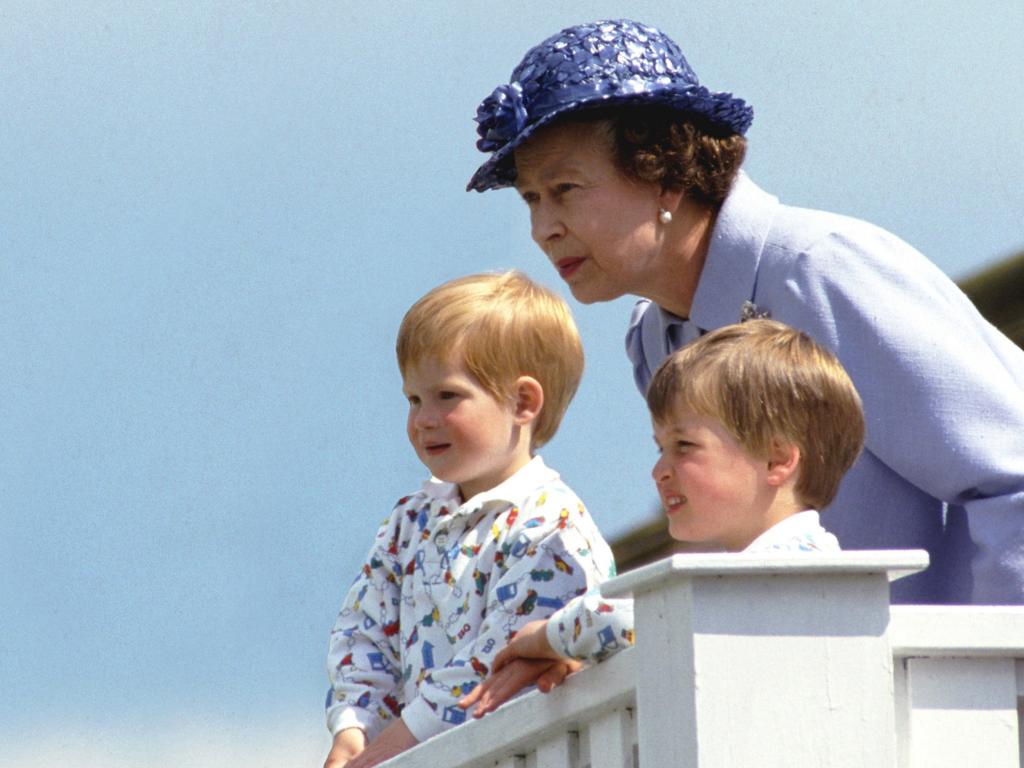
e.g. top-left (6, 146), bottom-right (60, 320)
top-left (554, 183), bottom-right (577, 194)
top-left (439, 391), bottom-right (459, 400)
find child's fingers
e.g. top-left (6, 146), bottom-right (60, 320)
top-left (469, 658), bottom-right (552, 718)
top-left (457, 683), bottom-right (484, 710)
top-left (490, 643), bottom-right (517, 673)
top-left (536, 659), bottom-right (582, 692)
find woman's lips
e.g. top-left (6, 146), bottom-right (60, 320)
top-left (556, 257), bottom-right (585, 279)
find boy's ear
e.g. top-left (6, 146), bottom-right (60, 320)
top-left (512, 376), bottom-right (544, 425)
top-left (765, 439), bottom-right (801, 487)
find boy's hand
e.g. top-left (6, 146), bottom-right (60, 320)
top-left (490, 619), bottom-right (561, 672)
top-left (458, 657), bottom-right (582, 718)
top-left (341, 719), bottom-right (418, 768)
top-left (324, 727), bottom-right (367, 768)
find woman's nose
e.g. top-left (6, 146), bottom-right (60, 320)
top-left (530, 202), bottom-right (565, 246)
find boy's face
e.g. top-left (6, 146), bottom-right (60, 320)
top-left (651, 405), bottom-right (774, 551)
top-left (403, 354), bottom-right (531, 501)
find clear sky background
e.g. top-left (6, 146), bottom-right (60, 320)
top-left (3, 2), bottom-right (1022, 766)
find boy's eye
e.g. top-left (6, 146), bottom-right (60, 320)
top-left (406, 395), bottom-right (420, 406)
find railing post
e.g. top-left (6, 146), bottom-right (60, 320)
top-left (601, 551), bottom-right (927, 768)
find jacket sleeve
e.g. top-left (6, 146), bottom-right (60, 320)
top-left (772, 226), bottom-right (1024, 602)
top-left (546, 590), bottom-right (635, 663)
top-left (325, 509), bottom-right (406, 741)
top-left (400, 488), bottom-right (615, 741)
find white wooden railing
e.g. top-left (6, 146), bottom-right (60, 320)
top-left (382, 551), bottom-right (1024, 767)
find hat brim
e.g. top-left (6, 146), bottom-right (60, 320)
top-left (467, 86), bottom-right (752, 193)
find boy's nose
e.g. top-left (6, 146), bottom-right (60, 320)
top-left (414, 407), bottom-right (439, 430)
top-left (651, 455), bottom-right (672, 483)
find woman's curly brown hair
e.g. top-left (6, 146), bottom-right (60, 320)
top-left (572, 106), bottom-right (747, 205)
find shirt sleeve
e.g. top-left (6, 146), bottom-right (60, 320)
top-left (325, 510), bottom-right (406, 740)
top-left (400, 488), bottom-right (615, 741)
top-left (546, 589), bottom-right (635, 663)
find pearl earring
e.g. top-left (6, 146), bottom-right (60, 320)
top-left (658, 208), bottom-right (673, 224)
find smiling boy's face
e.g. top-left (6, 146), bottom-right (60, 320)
top-left (402, 354), bottom-right (532, 502)
top-left (651, 405), bottom-right (777, 551)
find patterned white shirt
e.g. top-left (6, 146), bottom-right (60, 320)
top-left (326, 456), bottom-right (615, 741)
top-left (547, 510), bottom-right (836, 662)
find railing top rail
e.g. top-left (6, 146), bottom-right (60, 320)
top-left (602, 550), bottom-right (930, 598)
top-left (380, 646), bottom-right (637, 768)
top-left (891, 604), bottom-right (1024, 657)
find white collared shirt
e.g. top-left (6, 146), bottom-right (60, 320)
top-left (326, 456), bottom-right (615, 741)
top-left (548, 510), bottom-right (839, 663)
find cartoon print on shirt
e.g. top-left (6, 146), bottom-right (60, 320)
top-left (325, 461), bottom-right (615, 741)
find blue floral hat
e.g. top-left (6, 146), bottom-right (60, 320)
top-left (467, 19), bottom-right (753, 192)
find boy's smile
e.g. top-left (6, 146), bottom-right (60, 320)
top-left (651, 406), bottom-right (782, 551)
top-left (403, 354), bottom-right (533, 501)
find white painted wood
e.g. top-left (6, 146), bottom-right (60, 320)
top-left (586, 708), bottom-right (634, 768)
top-left (631, 577), bottom-right (698, 768)
top-left (381, 647), bottom-right (635, 768)
top-left (534, 732), bottom-right (578, 768)
top-left (893, 658), bottom-right (911, 768)
top-left (600, 551), bottom-right (929, 599)
top-left (1017, 661), bottom-right (1024, 766)
top-left (608, 552), bottom-right (927, 768)
top-left (902, 657), bottom-right (1019, 768)
top-left (891, 606), bottom-right (1024, 657)
top-left (383, 552), bottom-right (977, 768)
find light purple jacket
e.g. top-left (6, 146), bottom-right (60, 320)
top-left (627, 173), bottom-right (1024, 604)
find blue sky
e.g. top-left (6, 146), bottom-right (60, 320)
top-left (2, 2), bottom-right (1022, 765)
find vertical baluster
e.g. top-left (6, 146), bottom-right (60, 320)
top-left (903, 657), bottom-right (1019, 768)
top-left (587, 708), bottom-right (635, 768)
top-left (1017, 660), bottom-right (1024, 767)
top-left (533, 731), bottom-right (579, 768)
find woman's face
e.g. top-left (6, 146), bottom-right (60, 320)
top-left (513, 122), bottom-right (667, 305)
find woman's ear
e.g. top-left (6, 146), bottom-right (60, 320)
top-left (658, 187), bottom-right (685, 219)
top-left (766, 440), bottom-right (801, 487)
top-left (512, 376), bottom-right (544, 426)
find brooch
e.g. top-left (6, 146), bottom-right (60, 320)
top-left (740, 300), bottom-right (771, 322)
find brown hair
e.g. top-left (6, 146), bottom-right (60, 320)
top-left (396, 271), bottom-right (584, 448)
top-left (568, 106), bottom-right (746, 204)
top-left (646, 320), bottom-right (865, 510)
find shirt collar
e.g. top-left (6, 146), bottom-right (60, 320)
top-left (418, 455), bottom-right (559, 514)
top-left (690, 171), bottom-right (780, 331)
top-left (744, 510), bottom-right (822, 552)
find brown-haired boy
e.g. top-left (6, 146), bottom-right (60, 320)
top-left (461, 319), bottom-right (865, 717)
top-left (324, 271), bottom-right (614, 767)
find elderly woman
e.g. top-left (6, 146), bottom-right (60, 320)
top-left (467, 19), bottom-right (1024, 606)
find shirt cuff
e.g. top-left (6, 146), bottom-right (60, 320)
top-left (545, 603), bottom-right (573, 659)
top-left (327, 705), bottom-right (382, 741)
top-left (401, 695), bottom-right (462, 742)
